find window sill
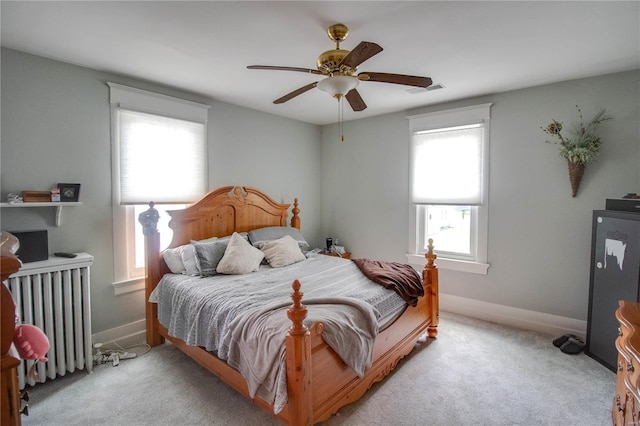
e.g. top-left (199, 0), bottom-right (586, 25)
top-left (112, 277), bottom-right (145, 295)
top-left (406, 254), bottom-right (489, 275)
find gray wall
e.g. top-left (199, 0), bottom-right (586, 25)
top-left (2, 47), bottom-right (639, 334)
top-left (1, 48), bottom-right (322, 333)
top-left (321, 70), bottom-right (640, 321)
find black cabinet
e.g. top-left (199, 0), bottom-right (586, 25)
top-left (586, 210), bottom-right (640, 372)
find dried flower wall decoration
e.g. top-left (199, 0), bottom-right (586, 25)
top-left (542, 106), bottom-right (612, 197)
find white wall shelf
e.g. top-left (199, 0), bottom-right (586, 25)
top-left (0, 202), bottom-right (82, 226)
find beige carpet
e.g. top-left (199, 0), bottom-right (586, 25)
top-left (22, 311), bottom-right (615, 425)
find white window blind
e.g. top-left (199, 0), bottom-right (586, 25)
top-left (118, 110), bottom-right (206, 204)
top-left (108, 82), bottom-right (209, 205)
top-left (411, 124), bottom-right (484, 205)
top-left (408, 103), bottom-right (491, 206)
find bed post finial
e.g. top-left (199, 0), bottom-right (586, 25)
top-left (291, 198), bottom-right (301, 230)
top-left (425, 238), bottom-right (437, 268)
top-left (138, 201), bottom-right (160, 236)
top-left (287, 280), bottom-right (308, 335)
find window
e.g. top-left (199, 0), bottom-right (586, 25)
top-left (407, 104), bottom-right (491, 274)
top-left (108, 83), bottom-right (209, 294)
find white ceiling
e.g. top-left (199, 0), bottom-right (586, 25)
top-left (2, 1), bottom-right (638, 125)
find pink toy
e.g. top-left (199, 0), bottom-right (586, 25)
top-left (14, 324), bottom-right (49, 362)
top-left (14, 324), bottom-right (50, 380)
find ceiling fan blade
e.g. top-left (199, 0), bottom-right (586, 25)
top-left (247, 65), bottom-right (323, 75)
top-left (345, 89), bottom-right (367, 112)
top-left (359, 72), bottom-right (432, 88)
top-left (339, 42), bottom-right (383, 69)
top-left (274, 82), bottom-right (319, 104)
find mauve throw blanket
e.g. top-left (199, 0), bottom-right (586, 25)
top-left (351, 259), bottom-right (424, 306)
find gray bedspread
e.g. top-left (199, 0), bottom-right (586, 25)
top-left (149, 254), bottom-right (407, 413)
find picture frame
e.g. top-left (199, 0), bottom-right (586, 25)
top-left (57, 183), bottom-right (81, 202)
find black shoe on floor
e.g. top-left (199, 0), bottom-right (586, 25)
top-left (553, 333), bottom-right (577, 348)
top-left (560, 337), bottom-right (585, 354)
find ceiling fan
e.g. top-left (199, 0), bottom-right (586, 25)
top-left (247, 23), bottom-right (433, 112)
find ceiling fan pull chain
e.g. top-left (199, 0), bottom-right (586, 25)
top-left (340, 98), bottom-right (345, 143)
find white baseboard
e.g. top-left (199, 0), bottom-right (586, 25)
top-left (92, 319), bottom-right (146, 348)
top-left (439, 293), bottom-right (587, 340)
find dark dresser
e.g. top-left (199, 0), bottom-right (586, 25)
top-left (586, 206), bottom-right (640, 371)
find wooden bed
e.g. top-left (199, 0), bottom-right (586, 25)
top-left (143, 185), bottom-right (439, 425)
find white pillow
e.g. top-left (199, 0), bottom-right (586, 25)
top-left (261, 235), bottom-right (306, 268)
top-left (216, 232), bottom-right (264, 275)
top-left (163, 245), bottom-right (188, 273)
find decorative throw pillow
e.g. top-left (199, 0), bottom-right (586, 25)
top-left (181, 244), bottom-right (200, 275)
top-left (261, 235), bottom-right (306, 268)
top-left (216, 232), bottom-right (264, 275)
top-left (192, 239), bottom-right (229, 276)
top-left (247, 226), bottom-right (310, 251)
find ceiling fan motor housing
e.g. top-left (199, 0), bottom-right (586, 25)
top-left (317, 49), bottom-right (355, 75)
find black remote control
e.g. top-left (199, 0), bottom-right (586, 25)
top-left (53, 252), bottom-right (77, 258)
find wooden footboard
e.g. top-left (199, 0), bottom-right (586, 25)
top-left (290, 249), bottom-right (438, 425)
top-left (142, 186), bottom-right (439, 425)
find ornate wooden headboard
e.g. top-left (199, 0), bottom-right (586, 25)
top-left (143, 185), bottom-right (301, 346)
top-left (163, 185), bottom-right (300, 249)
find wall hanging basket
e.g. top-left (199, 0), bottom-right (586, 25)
top-left (567, 160), bottom-right (585, 197)
top-left (542, 106), bottom-right (612, 198)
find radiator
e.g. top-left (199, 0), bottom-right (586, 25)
top-left (6, 253), bottom-right (93, 389)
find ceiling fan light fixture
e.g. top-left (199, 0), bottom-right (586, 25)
top-left (317, 75), bottom-right (359, 99)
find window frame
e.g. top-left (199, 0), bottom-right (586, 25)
top-left (407, 104), bottom-right (492, 275)
top-left (108, 83), bottom-right (209, 294)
